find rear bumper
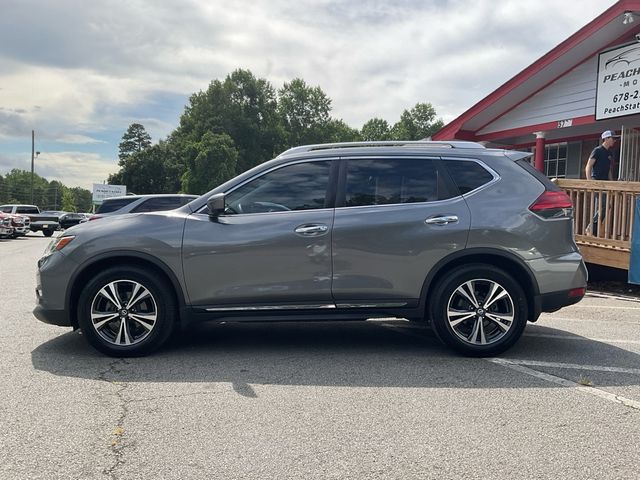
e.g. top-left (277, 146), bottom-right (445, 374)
top-left (30, 222), bottom-right (59, 231)
top-left (530, 287), bottom-right (586, 322)
top-left (539, 288), bottom-right (585, 312)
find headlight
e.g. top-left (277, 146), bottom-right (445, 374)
top-left (43, 236), bottom-right (75, 257)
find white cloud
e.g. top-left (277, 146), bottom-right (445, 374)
top-left (56, 134), bottom-right (106, 145)
top-left (0, 0), bottom-right (616, 171)
top-left (35, 152), bottom-right (118, 189)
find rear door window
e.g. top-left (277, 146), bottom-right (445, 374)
top-left (341, 158), bottom-right (454, 207)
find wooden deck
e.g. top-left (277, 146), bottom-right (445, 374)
top-left (556, 179), bottom-right (640, 269)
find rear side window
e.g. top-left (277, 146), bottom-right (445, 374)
top-left (16, 206), bottom-right (40, 214)
top-left (96, 198), bottom-right (137, 213)
top-left (516, 159), bottom-right (562, 192)
top-left (444, 160), bottom-right (495, 194)
top-left (1, 206), bottom-right (12, 213)
top-left (132, 197), bottom-right (192, 213)
top-left (343, 158), bottom-right (451, 207)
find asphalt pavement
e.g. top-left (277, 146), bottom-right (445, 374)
top-left (1, 233), bottom-right (638, 479)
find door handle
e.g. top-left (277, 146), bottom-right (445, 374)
top-left (294, 224), bottom-right (329, 236)
top-left (425, 215), bottom-right (459, 226)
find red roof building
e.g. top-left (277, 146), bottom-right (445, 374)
top-left (433, 0), bottom-right (640, 182)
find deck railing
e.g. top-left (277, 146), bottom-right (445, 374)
top-left (555, 179), bottom-right (640, 268)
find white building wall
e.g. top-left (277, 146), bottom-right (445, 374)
top-left (478, 57), bottom-right (598, 135)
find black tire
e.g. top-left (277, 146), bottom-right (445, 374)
top-left (43, 229), bottom-right (54, 237)
top-left (429, 264), bottom-right (528, 357)
top-left (77, 266), bottom-right (177, 357)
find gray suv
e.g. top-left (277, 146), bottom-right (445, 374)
top-left (34, 141), bottom-right (587, 357)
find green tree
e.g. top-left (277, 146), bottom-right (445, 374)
top-left (44, 180), bottom-right (65, 210)
top-left (1, 169), bottom-right (49, 205)
top-left (174, 69), bottom-right (283, 175)
top-left (0, 174), bottom-right (5, 203)
top-left (108, 141), bottom-right (184, 194)
top-left (70, 187), bottom-right (93, 212)
top-left (118, 123), bottom-right (152, 163)
top-left (323, 119), bottom-right (361, 143)
top-left (181, 132), bottom-right (238, 194)
top-left (277, 78), bottom-right (332, 147)
top-left (390, 103), bottom-right (444, 140)
top-left (61, 187), bottom-right (76, 212)
top-left (361, 118), bottom-right (392, 141)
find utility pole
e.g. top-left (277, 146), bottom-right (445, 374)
top-left (29, 131), bottom-right (40, 205)
top-left (30, 130), bottom-right (34, 204)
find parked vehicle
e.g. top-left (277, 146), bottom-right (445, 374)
top-left (87, 194), bottom-right (198, 221)
top-left (0, 211), bottom-right (27, 237)
top-left (40, 210), bottom-right (66, 219)
top-left (0, 215), bottom-right (13, 238)
top-left (34, 141), bottom-right (587, 357)
top-left (58, 212), bottom-right (87, 229)
top-left (0, 205), bottom-right (59, 236)
top-left (8, 214), bottom-right (31, 237)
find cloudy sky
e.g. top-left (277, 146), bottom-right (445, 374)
top-left (0, 0), bottom-right (613, 189)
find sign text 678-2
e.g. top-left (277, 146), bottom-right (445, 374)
top-left (612, 90), bottom-right (640, 102)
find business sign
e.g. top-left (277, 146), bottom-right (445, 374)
top-left (596, 44), bottom-right (640, 120)
top-left (92, 183), bottom-right (126, 204)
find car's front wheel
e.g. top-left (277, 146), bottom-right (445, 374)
top-left (77, 267), bottom-right (176, 356)
top-left (430, 264), bottom-right (528, 356)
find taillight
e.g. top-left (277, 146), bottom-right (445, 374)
top-left (568, 287), bottom-right (586, 298)
top-left (529, 190), bottom-right (573, 219)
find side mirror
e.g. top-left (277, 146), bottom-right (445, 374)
top-left (206, 193), bottom-right (226, 219)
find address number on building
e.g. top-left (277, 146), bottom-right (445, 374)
top-left (557, 119), bottom-right (573, 128)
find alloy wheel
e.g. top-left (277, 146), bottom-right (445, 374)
top-left (446, 278), bottom-right (515, 346)
top-left (90, 279), bottom-right (158, 346)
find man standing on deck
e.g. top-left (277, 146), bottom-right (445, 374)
top-left (585, 130), bottom-right (618, 235)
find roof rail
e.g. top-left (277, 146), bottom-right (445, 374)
top-left (277, 140), bottom-right (486, 157)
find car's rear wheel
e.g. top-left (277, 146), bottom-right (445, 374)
top-left (43, 229), bottom-right (54, 237)
top-left (430, 264), bottom-right (528, 356)
top-left (77, 267), bottom-right (176, 357)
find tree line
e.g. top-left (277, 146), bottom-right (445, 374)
top-left (109, 69), bottom-right (444, 195)
top-left (0, 170), bottom-right (92, 212)
top-left (0, 69), bottom-right (444, 206)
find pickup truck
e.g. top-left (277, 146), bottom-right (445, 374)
top-left (0, 204), bottom-right (60, 237)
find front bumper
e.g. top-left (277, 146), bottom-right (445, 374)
top-left (33, 304), bottom-right (71, 326)
top-left (34, 251), bottom-right (77, 328)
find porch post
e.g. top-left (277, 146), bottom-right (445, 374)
top-left (534, 132), bottom-right (546, 173)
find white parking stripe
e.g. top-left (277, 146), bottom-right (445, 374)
top-left (488, 358), bottom-right (640, 411)
top-left (494, 358), bottom-right (640, 375)
top-left (524, 333), bottom-right (640, 345)
top-left (570, 305), bottom-right (640, 310)
top-left (539, 316), bottom-right (640, 325)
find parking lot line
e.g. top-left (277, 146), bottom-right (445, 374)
top-left (488, 358), bottom-right (640, 411)
top-left (571, 305), bottom-right (640, 310)
top-left (540, 316), bottom-right (640, 325)
top-left (494, 358), bottom-right (640, 375)
top-left (524, 332), bottom-right (640, 345)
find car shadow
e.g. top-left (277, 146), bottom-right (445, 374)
top-left (31, 320), bottom-right (640, 393)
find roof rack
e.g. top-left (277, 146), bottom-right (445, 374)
top-left (278, 140), bottom-right (486, 157)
